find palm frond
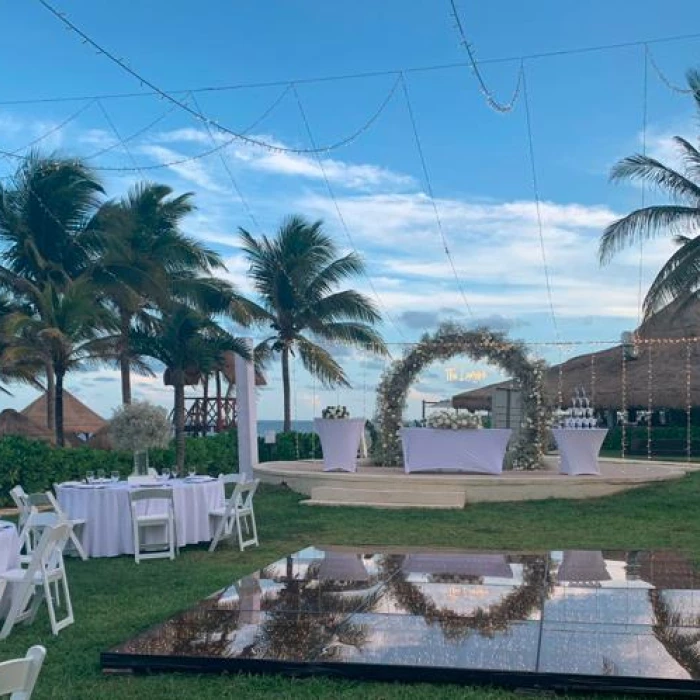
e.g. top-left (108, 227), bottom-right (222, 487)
top-left (296, 337), bottom-right (350, 388)
top-left (643, 235), bottom-right (700, 317)
top-left (599, 205), bottom-right (700, 264)
top-left (610, 154), bottom-right (700, 202)
top-left (311, 321), bottom-right (388, 355)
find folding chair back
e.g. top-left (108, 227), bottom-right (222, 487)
top-left (128, 488), bottom-right (176, 563)
top-left (209, 479), bottom-right (259, 552)
top-left (0, 645), bottom-right (46, 699)
top-left (10, 487), bottom-right (33, 529)
top-left (17, 512), bottom-right (59, 563)
top-left (0, 523), bottom-right (73, 640)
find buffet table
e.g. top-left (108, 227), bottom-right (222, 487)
top-left (551, 428), bottom-right (608, 476)
top-left (313, 418), bottom-right (366, 472)
top-left (0, 521), bottom-right (19, 618)
top-left (400, 428), bottom-right (512, 474)
top-left (56, 478), bottom-right (224, 558)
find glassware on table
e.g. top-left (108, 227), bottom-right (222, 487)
top-left (188, 467), bottom-right (197, 478)
top-left (97, 469), bottom-right (105, 481)
top-left (110, 471), bottom-right (120, 483)
top-left (85, 471), bottom-right (95, 484)
top-left (161, 468), bottom-right (171, 481)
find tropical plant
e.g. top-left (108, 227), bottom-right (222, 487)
top-left (0, 294), bottom-right (42, 394)
top-left (239, 215), bottom-right (387, 432)
top-left (129, 302), bottom-right (250, 472)
top-left (0, 152), bottom-right (104, 427)
top-left (599, 70), bottom-right (700, 318)
top-left (4, 275), bottom-right (118, 446)
top-left (93, 183), bottom-right (226, 404)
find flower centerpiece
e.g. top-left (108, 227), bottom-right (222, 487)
top-left (322, 405), bottom-right (350, 419)
top-left (426, 409), bottom-right (481, 430)
top-left (109, 401), bottom-right (172, 475)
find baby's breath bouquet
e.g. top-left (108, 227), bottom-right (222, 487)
top-left (426, 410), bottom-right (481, 430)
top-left (322, 406), bottom-right (349, 419)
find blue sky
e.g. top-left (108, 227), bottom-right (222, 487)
top-left (2, 0), bottom-right (700, 421)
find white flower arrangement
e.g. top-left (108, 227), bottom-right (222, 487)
top-left (426, 410), bottom-right (481, 430)
top-left (322, 405), bottom-right (350, 419)
top-left (109, 401), bottom-right (172, 451)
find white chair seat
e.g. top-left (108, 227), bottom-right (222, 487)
top-left (70, 518), bottom-right (86, 527)
top-left (134, 514), bottom-right (170, 525)
top-left (209, 507), bottom-right (226, 517)
top-left (1, 568), bottom-right (62, 584)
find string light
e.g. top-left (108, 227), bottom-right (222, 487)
top-left (522, 64), bottom-right (559, 342)
top-left (591, 353), bottom-right (596, 407)
top-left (292, 82), bottom-right (405, 346)
top-left (621, 345), bottom-right (627, 460)
top-left (5, 29), bottom-right (700, 106)
top-left (37, 0), bottom-right (403, 157)
top-left (647, 46), bottom-right (693, 94)
top-left (293, 352), bottom-right (300, 461)
top-left (0, 99), bottom-right (97, 162)
top-left (400, 73), bottom-right (475, 318)
top-left (448, 0), bottom-right (524, 113)
top-left (647, 345), bottom-right (653, 461)
top-left (637, 46), bottom-right (648, 324)
top-left (686, 340), bottom-right (692, 462)
top-left (557, 363), bottom-right (563, 410)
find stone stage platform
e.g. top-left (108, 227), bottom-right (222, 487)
top-left (254, 457), bottom-right (696, 509)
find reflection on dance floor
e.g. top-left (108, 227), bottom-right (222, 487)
top-left (103, 546), bottom-right (700, 695)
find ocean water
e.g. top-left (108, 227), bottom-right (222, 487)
top-left (257, 419), bottom-right (314, 436)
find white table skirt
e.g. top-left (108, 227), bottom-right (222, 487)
top-left (400, 428), bottom-right (512, 474)
top-left (314, 418), bottom-right (366, 472)
top-left (551, 428), bottom-right (608, 476)
top-left (57, 478), bottom-right (225, 558)
top-left (0, 522), bottom-right (19, 618)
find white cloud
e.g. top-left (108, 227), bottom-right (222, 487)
top-left (138, 144), bottom-right (227, 194)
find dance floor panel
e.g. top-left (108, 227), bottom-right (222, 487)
top-left (102, 547), bottom-right (700, 696)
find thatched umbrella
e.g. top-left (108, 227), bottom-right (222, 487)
top-left (0, 409), bottom-right (54, 443)
top-left (21, 391), bottom-right (106, 436)
top-left (453, 298), bottom-right (700, 411)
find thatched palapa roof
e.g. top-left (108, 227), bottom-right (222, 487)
top-left (453, 298), bottom-right (700, 411)
top-left (0, 409), bottom-right (54, 442)
top-left (21, 391), bottom-right (107, 435)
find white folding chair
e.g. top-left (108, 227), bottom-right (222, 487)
top-left (30, 491), bottom-right (87, 562)
top-left (128, 488), bottom-right (177, 563)
top-left (9, 487), bottom-right (33, 531)
top-left (0, 645), bottom-right (46, 699)
top-left (209, 479), bottom-right (259, 552)
top-left (0, 523), bottom-right (73, 640)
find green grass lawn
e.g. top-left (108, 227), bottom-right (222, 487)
top-left (4, 473), bottom-right (700, 700)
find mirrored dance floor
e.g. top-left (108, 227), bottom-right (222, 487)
top-left (102, 547), bottom-right (700, 695)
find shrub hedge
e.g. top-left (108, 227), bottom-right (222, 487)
top-left (0, 430), bottom-right (321, 506)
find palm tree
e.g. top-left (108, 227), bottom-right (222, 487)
top-left (93, 183), bottom-right (226, 404)
top-left (6, 276), bottom-right (118, 446)
top-left (599, 69), bottom-right (700, 318)
top-left (129, 301), bottom-right (250, 473)
top-left (0, 153), bottom-right (104, 428)
top-left (239, 215), bottom-right (387, 432)
top-left (0, 294), bottom-right (43, 394)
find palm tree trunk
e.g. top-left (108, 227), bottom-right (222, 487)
top-left (45, 362), bottom-right (55, 431)
top-left (202, 374), bottom-right (209, 436)
top-left (174, 378), bottom-right (186, 474)
top-left (215, 370), bottom-right (222, 432)
top-left (119, 311), bottom-right (132, 405)
top-left (55, 369), bottom-right (65, 447)
top-left (281, 345), bottom-right (291, 432)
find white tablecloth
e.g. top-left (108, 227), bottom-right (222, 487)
top-left (400, 428), bottom-right (512, 474)
top-left (551, 428), bottom-right (608, 476)
top-left (314, 418), bottom-right (366, 472)
top-left (0, 521), bottom-right (19, 618)
top-left (56, 478), bottom-right (225, 558)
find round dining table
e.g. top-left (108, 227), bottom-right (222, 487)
top-left (0, 521), bottom-right (19, 618)
top-left (56, 477), bottom-right (225, 558)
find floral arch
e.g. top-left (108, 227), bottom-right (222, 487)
top-left (375, 323), bottom-right (549, 470)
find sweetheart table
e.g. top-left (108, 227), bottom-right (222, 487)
top-left (551, 428), bottom-right (608, 476)
top-left (313, 418), bottom-right (366, 472)
top-left (400, 428), bottom-right (512, 474)
top-left (56, 478), bottom-right (224, 558)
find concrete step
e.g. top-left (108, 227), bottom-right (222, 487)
top-left (305, 486), bottom-right (465, 509)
